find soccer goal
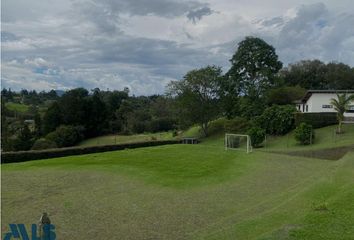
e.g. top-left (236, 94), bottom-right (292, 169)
top-left (225, 134), bottom-right (252, 153)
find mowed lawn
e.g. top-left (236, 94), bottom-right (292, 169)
top-left (2, 127), bottom-right (354, 239)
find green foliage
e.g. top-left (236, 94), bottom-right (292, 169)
top-left (281, 60), bottom-right (354, 89)
top-left (46, 125), bottom-right (84, 148)
top-left (12, 124), bottom-right (34, 151)
top-left (5, 102), bottom-right (30, 113)
top-left (294, 123), bottom-right (315, 145)
top-left (256, 105), bottom-right (297, 135)
top-left (330, 93), bottom-right (354, 133)
top-left (247, 126), bottom-right (266, 147)
top-left (267, 86), bottom-right (306, 105)
top-left (31, 138), bottom-right (57, 150)
top-left (2, 140), bottom-right (180, 163)
top-left (42, 101), bottom-right (62, 134)
top-left (149, 118), bottom-right (176, 133)
top-left (227, 36), bottom-right (282, 98)
top-left (224, 117), bottom-right (250, 134)
top-left (294, 112), bottom-right (337, 129)
top-left (238, 96), bottom-right (267, 119)
top-left (168, 65), bottom-right (223, 136)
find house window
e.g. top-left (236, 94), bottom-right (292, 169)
top-left (322, 105), bottom-right (333, 109)
top-left (306, 105), bottom-right (308, 112)
top-left (348, 105), bottom-right (354, 113)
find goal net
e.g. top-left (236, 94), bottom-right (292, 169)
top-left (225, 134), bottom-right (252, 153)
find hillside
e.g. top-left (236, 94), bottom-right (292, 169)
top-left (2, 124), bottom-right (354, 239)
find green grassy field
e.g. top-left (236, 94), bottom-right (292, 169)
top-left (2, 125), bottom-right (354, 239)
top-left (78, 131), bottom-right (176, 146)
top-left (5, 102), bottom-right (30, 113)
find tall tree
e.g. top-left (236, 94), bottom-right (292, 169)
top-left (168, 65), bottom-right (222, 136)
top-left (330, 93), bottom-right (354, 133)
top-left (42, 102), bottom-right (62, 134)
top-left (85, 89), bottom-right (108, 137)
top-left (226, 36), bottom-right (283, 98)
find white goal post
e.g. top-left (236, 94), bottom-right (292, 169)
top-left (225, 134), bottom-right (252, 153)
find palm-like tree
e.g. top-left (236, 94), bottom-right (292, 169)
top-left (330, 93), bottom-right (354, 133)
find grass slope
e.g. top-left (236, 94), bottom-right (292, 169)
top-left (5, 102), bottom-right (30, 113)
top-left (2, 126), bottom-right (354, 239)
top-left (265, 124), bottom-right (354, 151)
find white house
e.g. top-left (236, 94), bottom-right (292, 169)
top-left (295, 90), bottom-right (354, 118)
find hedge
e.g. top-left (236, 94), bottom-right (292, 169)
top-left (1, 140), bottom-right (181, 164)
top-left (294, 112), bottom-right (338, 129)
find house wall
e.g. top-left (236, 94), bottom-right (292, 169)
top-left (303, 93), bottom-right (354, 117)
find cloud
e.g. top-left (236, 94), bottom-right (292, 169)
top-left (1, 0), bottom-right (354, 95)
top-left (187, 6), bottom-right (214, 23)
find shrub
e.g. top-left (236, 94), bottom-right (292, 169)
top-left (46, 125), bottom-right (84, 148)
top-left (208, 118), bottom-right (228, 135)
top-left (207, 117), bottom-right (250, 135)
top-left (256, 105), bottom-right (297, 135)
top-left (294, 112), bottom-right (337, 129)
top-left (31, 138), bottom-right (57, 150)
top-left (247, 126), bottom-right (266, 147)
top-left (224, 117), bottom-right (250, 134)
top-left (294, 123), bottom-right (315, 145)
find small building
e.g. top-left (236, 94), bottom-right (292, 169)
top-left (295, 90), bottom-right (354, 117)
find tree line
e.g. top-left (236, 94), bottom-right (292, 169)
top-left (2, 36), bottom-right (354, 151)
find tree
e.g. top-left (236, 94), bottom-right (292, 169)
top-left (13, 124), bottom-right (33, 151)
top-left (247, 126), bottom-right (266, 147)
top-left (60, 88), bottom-right (89, 126)
top-left (42, 102), bottom-right (62, 134)
top-left (226, 36), bottom-right (282, 98)
top-left (280, 60), bottom-right (327, 89)
top-left (294, 123), bottom-right (314, 145)
top-left (255, 105), bottom-right (297, 135)
top-left (267, 86), bottom-right (306, 105)
top-left (330, 93), bottom-right (354, 133)
top-left (46, 125), bottom-right (84, 147)
top-left (84, 90), bottom-right (108, 137)
top-left (280, 60), bottom-right (354, 90)
top-left (168, 65), bottom-right (222, 136)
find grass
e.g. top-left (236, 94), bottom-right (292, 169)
top-left (78, 131), bottom-right (176, 146)
top-left (5, 102), bottom-right (30, 113)
top-left (2, 125), bottom-right (354, 239)
top-left (264, 124), bottom-right (354, 151)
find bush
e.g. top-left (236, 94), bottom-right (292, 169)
top-left (31, 138), bottom-right (57, 150)
top-left (224, 117), bottom-right (250, 134)
top-left (294, 123), bottom-right (315, 145)
top-left (208, 118), bottom-right (228, 135)
top-left (294, 112), bottom-right (337, 129)
top-left (2, 140), bottom-right (181, 163)
top-left (256, 105), bottom-right (296, 135)
top-left (247, 126), bottom-right (266, 147)
top-left (207, 117), bottom-right (250, 135)
top-left (46, 125), bottom-right (84, 148)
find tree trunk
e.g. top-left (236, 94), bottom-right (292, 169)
top-left (338, 121), bottom-right (342, 134)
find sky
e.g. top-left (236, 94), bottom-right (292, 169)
top-left (2, 0), bottom-right (354, 95)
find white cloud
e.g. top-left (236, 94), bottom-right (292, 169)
top-left (1, 0), bottom-right (354, 95)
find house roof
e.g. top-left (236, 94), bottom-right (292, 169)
top-left (300, 90), bottom-right (354, 103)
